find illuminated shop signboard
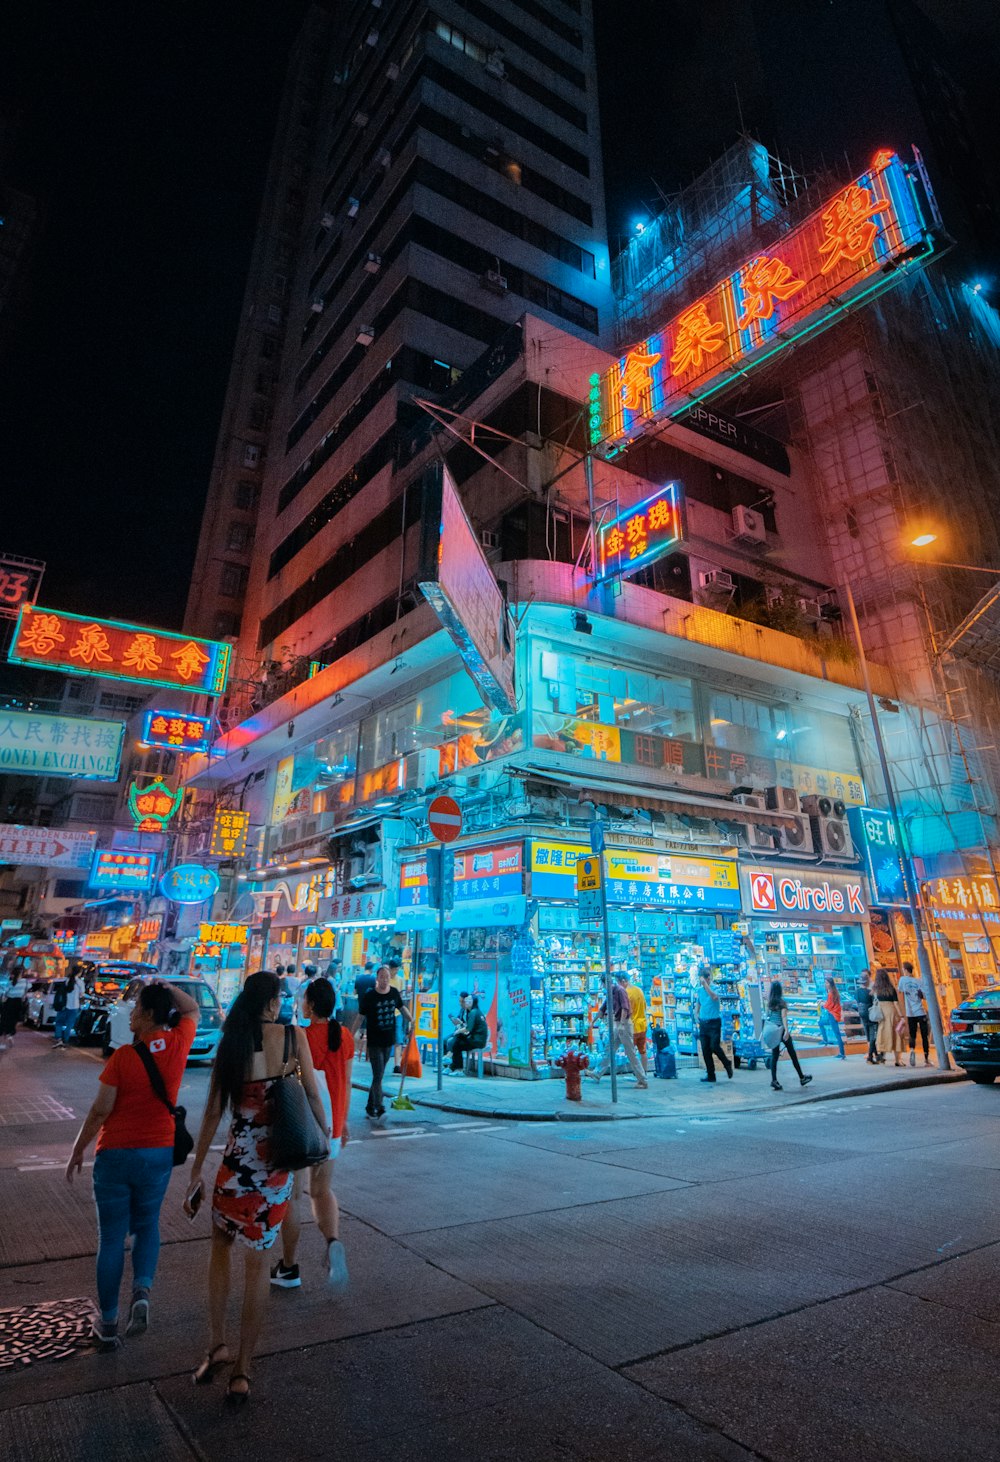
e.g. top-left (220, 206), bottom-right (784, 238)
top-left (127, 777), bottom-right (183, 833)
top-left (530, 840), bottom-right (740, 911)
top-left (847, 806), bottom-right (908, 908)
top-left (418, 463), bottom-right (517, 715)
top-left (209, 807), bottom-right (250, 858)
top-left (197, 923), bottom-right (249, 945)
top-left (453, 843), bottom-right (524, 901)
top-left (89, 850), bottom-right (156, 891)
top-left (0, 710), bottom-right (124, 781)
top-left (591, 150), bottom-right (939, 454)
top-left (141, 709), bottom-right (212, 754)
top-left (0, 824), bottom-right (96, 870)
top-left (742, 866), bottom-right (868, 923)
top-left (597, 482), bottom-right (681, 582)
top-left (159, 863), bottom-right (220, 905)
top-left (10, 605), bottom-right (231, 696)
top-left (0, 553), bottom-right (45, 620)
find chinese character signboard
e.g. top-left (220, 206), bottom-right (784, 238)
top-left (141, 709), bottom-right (212, 754)
top-left (531, 840), bottom-right (740, 911)
top-left (597, 482), bottom-right (681, 581)
top-left (0, 824), bottom-right (96, 870)
top-left (0, 554), bottom-right (45, 620)
top-left (592, 151), bottom-right (939, 455)
top-left (922, 875), bottom-right (1000, 926)
top-left (127, 778), bottom-right (183, 833)
top-left (160, 863), bottom-right (221, 904)
top-left (90, 850), bottom-right (156, 891)
top-left (418, 463), bottom-right (516, 714)
top-left (197, 922), bottom-right (248, 945)
top-left (0, 710), bottom-right (124, 781)
top-left (848, 807), bottom-right (908, 907)
top-left (10, 605), bottom-right (231, 696)
top-left (209, 807), bottom-right (250, 859)
top-left (453, 843), bottom-right (524, 901)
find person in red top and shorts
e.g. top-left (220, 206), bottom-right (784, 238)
top-left (271, 977), bottom-right (353, 1292)
top-left (66, 980), bottom-right (199, 1348)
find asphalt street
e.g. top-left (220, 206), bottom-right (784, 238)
top-left (1, 1029), bottom-right (997, 1461)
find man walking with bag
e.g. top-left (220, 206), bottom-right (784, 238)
top-left (587, 973), bottom-right (647, 1088)
top-left (359, 966), bottom-right (411, 1121)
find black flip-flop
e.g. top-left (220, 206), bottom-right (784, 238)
top-left (226, 1373), bottom-right (251, 1405)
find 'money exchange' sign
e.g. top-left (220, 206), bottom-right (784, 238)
top-left (0, 710), bottom-right (124, 781)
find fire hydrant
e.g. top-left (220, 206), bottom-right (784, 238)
top-left (555, 1047), bottom-right (589, 1101)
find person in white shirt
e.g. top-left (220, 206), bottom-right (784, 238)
top-left (53, 966), bottom-right (83, 1047)
top-left (896, 961), bottom-right (931, 1066)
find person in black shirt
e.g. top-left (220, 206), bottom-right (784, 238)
top-left (359, 967), bottom-right (411, 1120)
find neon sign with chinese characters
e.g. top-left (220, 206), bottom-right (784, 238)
top-left (127, 777), bottom-right (183, 833)
top-left (592, 150), bottom-right (939, 453)
top-left (160, 863), bottom-right (221, 905)
top-left (141, 709), bottom-right (212, 754)
top-left (89, 850), bottom-right (156, 891)
top-left (209, 807), bottom-right (250, 858)
top-left (10, 605), bottom-right (231, 697)
top-left (597, 482), bottom-right (681, 581)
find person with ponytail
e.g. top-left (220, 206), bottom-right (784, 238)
top-left (66, 979), bottom-right (200, 1349)
top-left (271, 976), bottom-right (353, 1292)
top-left (185, 971), bottom-right (328, 1404)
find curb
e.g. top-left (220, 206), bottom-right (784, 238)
top-left (357, 1068), bottom-right (965, 1123)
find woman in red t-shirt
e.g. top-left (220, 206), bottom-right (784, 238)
top-left (818, 975), bottom-right (847, 1059)
top-left (66, 980), bottom-right (199, 1349)
top-left (271, 978), bottom-right (353, 1293)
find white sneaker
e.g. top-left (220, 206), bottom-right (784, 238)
top-left (326, 1239), bottom-right (349, 1292)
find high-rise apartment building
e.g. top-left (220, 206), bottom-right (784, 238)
top-left (187, 0), bottom-right (611, 690)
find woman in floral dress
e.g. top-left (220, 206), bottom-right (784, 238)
top-left (186, 970), bottom-right (328, 1403)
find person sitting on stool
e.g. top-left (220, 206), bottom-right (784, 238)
top-left (449, 994), bottom-right (488, 1074)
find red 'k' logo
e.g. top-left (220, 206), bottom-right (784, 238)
top-left (751, 872), bottom-right (776, 912)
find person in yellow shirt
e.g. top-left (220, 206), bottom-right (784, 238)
top-left (625, 969), bottom-right (648, 1072)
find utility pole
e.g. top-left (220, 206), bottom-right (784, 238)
top-left (842, 581), bottom-right (950, 1068)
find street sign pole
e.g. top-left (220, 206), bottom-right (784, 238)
top-left (578, 828), bottom-right (617, 1104)
top-left (437, 845), bottom-right (445, 1091)
top-left (598, 853), bottom-right (618, 1105)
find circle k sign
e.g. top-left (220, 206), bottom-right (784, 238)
top-left (750, 872), bottom-right (777, 912)
top-left (748, 868), bottom-right (866, 920)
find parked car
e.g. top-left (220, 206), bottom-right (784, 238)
top-left (74, 962), bottom-right (158, 1047)
top-left (949, 985), bottom-right (1000, 1084)
top-left (104, 973), bottom-right (224, 1063)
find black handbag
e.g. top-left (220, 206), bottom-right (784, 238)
top-left (270, 1025), bottom-right (329, 1172)
top-left (132, 1040), bottom-right (194, 1167)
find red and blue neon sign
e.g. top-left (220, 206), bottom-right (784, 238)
top-left (141, 709), bottom-right (212, 754)
top-left (597, 482), bottom-right (681, 582)
top-left (592, 150), bottom-right (939, 453)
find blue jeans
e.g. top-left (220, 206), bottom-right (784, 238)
top-left (53, 1008), bottom-right (78, 1043)
top-left (93, 1147), bottom-right (173, 1321)
top-left (819, 1012), bottom-right (845, 1057)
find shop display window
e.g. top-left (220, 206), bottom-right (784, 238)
top-left (752, 924), bottom-right (868, 1044)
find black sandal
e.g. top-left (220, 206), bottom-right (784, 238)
top-left (193, 1344), bottom-right (230, 1385)
top-left (226, 1373), bottom-right (251, 1405)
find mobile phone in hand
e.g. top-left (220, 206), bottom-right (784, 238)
top-left (186, 1183), bottom-right (203, 1220)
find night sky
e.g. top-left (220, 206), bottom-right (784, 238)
top-left (2, 1), bottom-right (996, 634)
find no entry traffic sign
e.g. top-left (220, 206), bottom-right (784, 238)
top-left (427, 794), bottom-right (462, 843)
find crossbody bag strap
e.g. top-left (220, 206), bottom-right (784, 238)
top-left (132, 1039), bottom-right (176, 1116)
top-left (282, 1021), bottom-right (295, 1073)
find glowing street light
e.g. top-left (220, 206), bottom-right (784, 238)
top-left (910, 532), bottom-right (937, 547)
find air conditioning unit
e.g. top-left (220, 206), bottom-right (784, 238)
top-left (355, 324), bottom-right (375, 346)
top-left (734, 793), bottom-right (766, 809)
top-left (365, 28), bottom-right (379, 46)
top-left (732, 504), bottom-right (766, 544)
top-left (363, 251), bottom-right (382, 273)
top-left (352, 111), bottom-right (369, 129)
top-left (481, 269), bottom-right (508, 293)
top-left (699, 569), bottom-right (735, 592)
top-left (811, 813), bottom-right (854, 861)
top-left (798, 597), bottom-right (823, 620)
top-left (310, 296), bottom-right (325, 313)
top-left (347, 196), bottom-right (361, 218)
top-left (481, 529), bottom-right (500, 549)
top-left (777, 814), bottom-right (815, 857)
top-left (320, 212), bottom-right (335, 230)
top-left (765, 785), bottom-right (800, 813)
top-left (376, 147), bottom-right (392, 168)
top-left (746, 821), bottom-right (779, 853)
top-left (800, 794), bottom-right (846, 817)
top-left (404, 748), bottom-right (441, 794)
top-left (485, 50), bottom-right (506, 78)
top-left (385, 61), bottom-right (400, 80)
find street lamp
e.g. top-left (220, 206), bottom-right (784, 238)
top-left (840, 582), bottom-right (950, 1069)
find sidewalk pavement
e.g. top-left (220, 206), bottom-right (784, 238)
top-left (360, 1049), bottom-right (964, 1122)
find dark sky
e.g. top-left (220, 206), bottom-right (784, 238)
top-left (2, 1), bottom-right (997, 634)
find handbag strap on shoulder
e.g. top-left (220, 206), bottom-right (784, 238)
top-left (132, 1039), bottom-right (176, 1116)
top-left (282, 1022), bottom-right (293, 1070)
